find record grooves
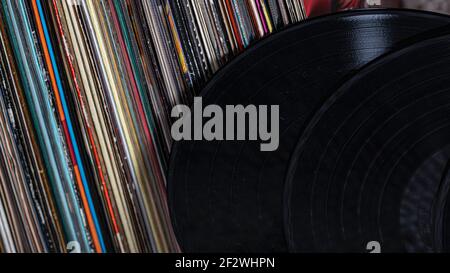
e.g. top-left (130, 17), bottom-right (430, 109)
top-left (285, 34), bottom-right (450, 253)
top-left (168, 10), bottom-right (450, 252)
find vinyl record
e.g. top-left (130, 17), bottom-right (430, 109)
top-left (435, 158), bottom-right (450, 252)
top-left (168, 10), bottom-right (450, 252)
top-left (285, 34), bottom-right (450, 253)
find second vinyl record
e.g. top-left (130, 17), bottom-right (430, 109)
top-left (285, 33), bottom-right (450, 253)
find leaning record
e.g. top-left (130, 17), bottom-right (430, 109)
top-left (285, 34), bottom-right (450, 253)
top-left (168, 10), bottom-right (450, 252)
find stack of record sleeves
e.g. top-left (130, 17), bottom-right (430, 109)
top-left (0, 0), bottom-right (307, 253)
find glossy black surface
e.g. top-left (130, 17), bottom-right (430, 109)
top-left (168, 10), bottom-right (450, 253)
top-left (285, 34), bottom-right (450, 252)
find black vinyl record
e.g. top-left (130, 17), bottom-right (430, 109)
top-left (168, 10), bottom-right (450, 253)
top-left (285, 34), bottom-right (450, 253)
